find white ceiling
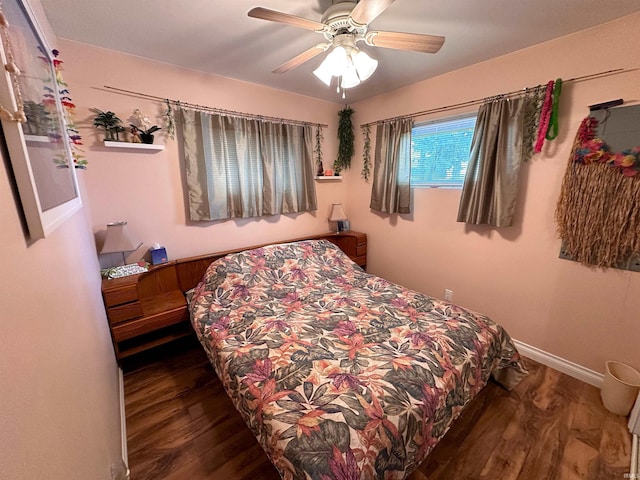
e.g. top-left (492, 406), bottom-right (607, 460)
top-left (40, 0), bottom-right (640, 104)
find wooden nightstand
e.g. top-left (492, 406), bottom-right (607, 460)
top-left (324, 231), bottom-right (367, 269)
top-left (101, 262), bottom-right (191, 362)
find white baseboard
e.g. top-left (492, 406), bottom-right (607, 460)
top-left (513, 339), bottom-right (604, 388)
top-left (118, 368), bottom-right (130, 480)
top-left (631, 434), bottom-right (638, 478)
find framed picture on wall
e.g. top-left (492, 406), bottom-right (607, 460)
top-left (0, 0), bottom-right (81, 241)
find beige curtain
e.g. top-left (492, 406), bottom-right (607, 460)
top-left (457, 97), bottom-right (525, 227)
top-left (180, 108), bottom-right (316, 221)
top-left (370, 118), bottom-right (413, 214)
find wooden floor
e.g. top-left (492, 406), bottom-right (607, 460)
top-left (123, 337), bottom-right (631, 480)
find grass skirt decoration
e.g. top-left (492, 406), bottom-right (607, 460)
top-left (556, 116), bottom-right (640, 267)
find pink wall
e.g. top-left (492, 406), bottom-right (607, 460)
top-left (59, 40), bottom-right (346, 260)
top-left (0, 3), bottom-right (123, 478)
top-left (348, 13), bottom-right (640, 373)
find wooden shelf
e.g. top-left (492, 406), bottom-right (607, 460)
top-left (315, 176), bottom-right (342, 181)
top-left (103, 141), bottom-right (165, 151)
top-left (140, 290), bottom-right (186, 317)
top-left (117, 322), bottom-right (192, 359)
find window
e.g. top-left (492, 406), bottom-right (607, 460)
top-left (410, 114), bottom-right (477, 187)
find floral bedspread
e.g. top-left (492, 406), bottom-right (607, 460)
top-left (188, 240), bottom-right (526, 480)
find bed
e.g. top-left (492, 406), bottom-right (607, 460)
top-left (188, 239), bottom-right (527, 480)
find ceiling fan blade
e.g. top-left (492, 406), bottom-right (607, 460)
top-left (365, 31), bottom-right (445, 53)
top-left (273, 44), bottom-right (330, 74)
top-left (349, 0), bottom-right (396, 26)
top-left (248, 7), bottom-right (327, 32)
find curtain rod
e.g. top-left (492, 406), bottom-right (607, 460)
top-left (361, 67), bottom-right (633, 127)
top-left (101, 85), bottom-right (329, 128)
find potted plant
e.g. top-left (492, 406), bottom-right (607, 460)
top-left (92, 108), bottom-right (125, 141)
top-left (131, 124), bottom-right (161, 144)
top-left (23, 100), bottom-right (52, 136)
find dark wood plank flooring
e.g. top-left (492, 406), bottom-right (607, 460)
top-left (123, 337), bottom-right (631, 480)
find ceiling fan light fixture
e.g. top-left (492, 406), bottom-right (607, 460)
top-left (313, 61), bottom-right (333, 86)
top-left (248, 2), bottom-right (447, 95)
top-left (325, 45), bottom-right (349, 76)
top-left (353, 50), bottom-right (378, 82)
top-left (340, 64), bottom-right (360, 89)
top-left (312, 35), bottom-right (379, 89)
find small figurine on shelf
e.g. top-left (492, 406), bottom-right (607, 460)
top-left (129, 109), bottom-right (161, 144)
top-left (130, 125), bottom-right (141, 143)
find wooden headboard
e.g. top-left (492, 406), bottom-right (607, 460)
top-left (174, 231), bottom-right (367, 293)
top-left (102, 231), bottom-right (366, 361)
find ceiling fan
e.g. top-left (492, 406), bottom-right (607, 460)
top-left (248, 0), bottom-right (445, 89)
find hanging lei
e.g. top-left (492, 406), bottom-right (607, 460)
top-left (545, 78), bottom-right (562, 141)
top-left (522, 85), bottom-right (547, 161)
top-left (534, 80), bottom-right (555, 153)
top-left (571, 116), bottom-right (640, 177)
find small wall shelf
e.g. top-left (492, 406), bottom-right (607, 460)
top-left (24, 134), bottom-right (50, 143)
top-left (103, 141), bottom-right (165, 151)
top-left (315, 176), bottom-right (342, 181)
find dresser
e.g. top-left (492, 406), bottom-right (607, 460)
top-left (101, 231), bottom-right (367, 362)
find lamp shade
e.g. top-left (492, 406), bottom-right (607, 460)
top-left (353, 50), bottom-right (378, 82)
top-left (340, 64), bottom-right (360, 89)
top-left (313, 61), bottom-right (333, 86)
top-left (325, 46), bottom-right (348, 76)
top-left (328, 203), bottom-right (347, 222)
top-left (100, 221), bottom-right (142, 254)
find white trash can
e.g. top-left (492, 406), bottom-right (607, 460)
top-left (601, 361), bottom-right (640, 416)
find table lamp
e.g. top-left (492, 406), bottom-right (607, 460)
top-left (328, 203), bottom-right (348, 234)
top-left (100, 221), bottom-right (142, 266)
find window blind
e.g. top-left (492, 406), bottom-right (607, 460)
top-left (410, 115), bottom-right (476, 187)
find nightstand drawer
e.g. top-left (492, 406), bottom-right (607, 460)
top-left (107, 302), bottom-right (143, 324)
top-left (112, 307), bottom-right (188, 342)
top-left (356, 244), bottom-right (367, 257)
top-left (103, 284), bottom-right (138, 307)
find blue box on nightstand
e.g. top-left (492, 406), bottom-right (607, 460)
top-left (150, 247), bottom-right (168, 265)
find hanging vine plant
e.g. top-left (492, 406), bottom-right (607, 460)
top-left (334, 106), bottom-right (354, 174)
top-left (361, 124), bottom-right (371, 181)
top-left (315, 125), bottom-right (324, 176)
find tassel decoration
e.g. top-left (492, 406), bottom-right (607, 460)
top-left (0, 107), bottom-right (13, 121)
top-left (13, 109), bottom-right (26, 123)
top-left (5, 62), bottom-right (20, 75)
